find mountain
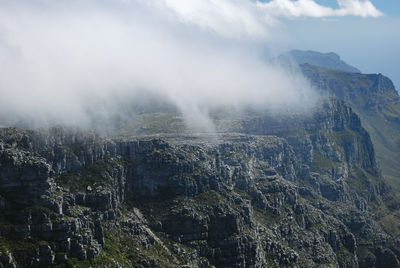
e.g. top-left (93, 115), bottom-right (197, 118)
top-left (0, 103), bottom-right (399, 267)
top-left (1, 52), bottom-right (400, 268)
top-left (279, 50), bottom-right (361, 73)
top-left (300, 62), bottom-right (400, 188)
top-left (277, 49), bottom-right (400, 188)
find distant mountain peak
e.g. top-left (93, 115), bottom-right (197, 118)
top-left (279, 49), bottom-right (361, 73)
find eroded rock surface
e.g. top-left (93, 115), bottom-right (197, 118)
top-left (0, 99), bottom-right (398, 268)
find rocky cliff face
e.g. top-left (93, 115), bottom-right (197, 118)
top-left (300, 64), bottom-right (400, 186)
top-left (0, 97), bottom-right (398, 268)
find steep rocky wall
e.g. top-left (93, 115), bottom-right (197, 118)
top-left (0, 99), bottom-right (398, 268)
top-left (241, 99), bottom-right (377, 173)
top-left (300, 64), bottom-right (400, 185)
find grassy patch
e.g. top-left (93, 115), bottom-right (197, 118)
top-left (253, 207), bottom-right (279, 226)
top-left (192, 190), bottom-right (224, 206)
top-left (347, 168), bottom-right (380, 199)
top-left (55, 156), bottom-right (127, 192)
top-left (310, 151), bottom-right (338, 172)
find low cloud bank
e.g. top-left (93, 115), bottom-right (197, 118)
top-left (0, 0), bottom-right (382, 132)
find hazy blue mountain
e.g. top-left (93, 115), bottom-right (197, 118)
top-left (279, 49), bottom-right (361, 73)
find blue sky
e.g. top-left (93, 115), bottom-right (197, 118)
top-left (283, 0), bottom-right (400, 90)
top-left (315, 0), bottom-right (399, 15)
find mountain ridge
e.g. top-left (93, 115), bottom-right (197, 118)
top-left (278, 50), bottom-right (361, 73)
top-left (299, 63), bottom-right (400, 187)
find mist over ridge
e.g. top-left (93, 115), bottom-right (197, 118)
top-left (3, 2), bottom-right (400, 268)
top-left (0, 0), bottom-right (382, 132)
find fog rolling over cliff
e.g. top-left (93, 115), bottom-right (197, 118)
top-left (0, 0), bottom-right (319, 133)
top-left (2, 58), bottom-right (400, 267)
top-left (4, 1), bottom-right (400, 268)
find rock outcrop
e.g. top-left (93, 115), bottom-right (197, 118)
top-left (0, 97), bottom-right (398, 267)
top-left (300, 63), bottom-right (400, 185)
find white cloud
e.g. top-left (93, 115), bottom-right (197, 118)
top-left (0, 0), bottom-right (383, 131)
top-left (257, 0), bottom-right (383, 19)
top-left (149, 0), bottom-right (277, 39)
top-left (336, 0), bottom-right (383, 17)
top-left (0, 0), bottom-right (316, 131)
top-left (150, 0), bottom-right (382, 40)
